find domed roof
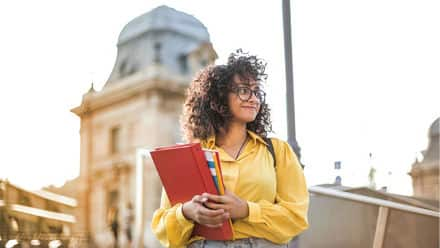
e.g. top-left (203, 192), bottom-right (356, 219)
top-left (412, 117), bottom-right (440, 168)
top-left (118, 5), bottom-right (210, 45)
top-left (429, 117), bottom-right (439, 137)
top-left (104, 5), bottom-right (216, 86)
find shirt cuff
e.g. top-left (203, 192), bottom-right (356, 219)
top-left (246, 201), bottom-right (263, 223)
top-left (176, 203), bottom-right (195, 226)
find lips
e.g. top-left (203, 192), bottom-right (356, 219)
top-left (241, 106), bottom-right (258, 111)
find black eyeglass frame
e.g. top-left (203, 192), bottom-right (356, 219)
top-left (231, 86), bottom-right (266, 103)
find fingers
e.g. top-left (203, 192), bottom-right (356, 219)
top-left (198, 206), bottom-right (225, 217)
top-left (203, 201), bottom-right (227, 211)
top-left (194, 202), bottom-right (230, 226)
top-left (192, 195), bottom-right (208, 204)
top-left (198, 211), bottom-right (230, 226)
top-left (192, 194), bottom-right (221, 211)
top-left (199, 192), bottom-right (234, 213)
top-left (190, 193), bottom-right (231, 226)
top-left (202, 192), bottom-right (227, 203)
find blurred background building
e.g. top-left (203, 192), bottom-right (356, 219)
top-left (70, 5), bottom-right (217, 247)
top-left (0, 179), bottom-right (77, 247)
top-left (409, 117), bottom-right (439, 200)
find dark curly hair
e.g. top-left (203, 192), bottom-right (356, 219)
top-left (181, 49), bottom-right (273, 142)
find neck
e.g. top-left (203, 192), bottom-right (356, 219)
top-left (216, 121), bottom-right (247, 148)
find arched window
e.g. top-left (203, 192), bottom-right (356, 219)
top-left (179, 54), bottom-right (188, 74)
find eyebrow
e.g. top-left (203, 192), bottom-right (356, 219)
top-left (236, 85), bottom-right (263, 93)
top-left (236, 81), bottom-right (263, 88)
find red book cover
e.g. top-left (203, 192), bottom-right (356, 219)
top-left (150, 143), bottom-right (233, 240)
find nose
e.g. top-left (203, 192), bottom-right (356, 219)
top-left (248, 91), bottom-right (260, 103)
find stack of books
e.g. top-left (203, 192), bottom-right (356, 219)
top-left (150, 143), bottom-right (233, 240)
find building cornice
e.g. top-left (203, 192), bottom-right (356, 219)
top-left (71, 64), bottom-right (191, 117)
top-left (409, 162), bottom-right (440, 177)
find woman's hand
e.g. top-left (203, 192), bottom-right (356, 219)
top-left (202, 189), bottom-right (249, 221)
top-left (182, 195), bottom-right (230, 228)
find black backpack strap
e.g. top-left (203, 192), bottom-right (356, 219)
top-left (263, 137), bottom-right (276, 168)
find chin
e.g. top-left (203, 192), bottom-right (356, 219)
top-left (241, 115), bottom-right (257, 123)
top-left (232, 111), bottom-right (258, 123)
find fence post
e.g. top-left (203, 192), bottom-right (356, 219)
top-left (373, 206), bottom-right (389, 248)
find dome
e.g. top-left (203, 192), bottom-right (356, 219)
top-left (118, 5), bottom-right (210, 45)
top-left (428, 117), bottom-right (439, 137)
top-left (414, 117), bottom-right (440, 166)
top-left (104, 5), bottom-right (215, 86)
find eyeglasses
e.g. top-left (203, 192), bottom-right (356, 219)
top-left (232, 86), bottom-right (266, 102)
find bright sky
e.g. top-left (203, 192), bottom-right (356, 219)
top-left (0, 0), bottom-right (438, 196)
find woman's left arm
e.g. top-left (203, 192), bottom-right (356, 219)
top-left (204, 139), bottom-right (309, 244)
top-left (244, 139), bottom-right (309, 243)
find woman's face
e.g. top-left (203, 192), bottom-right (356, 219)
top-left (227, 74), bottom-right (264, 124)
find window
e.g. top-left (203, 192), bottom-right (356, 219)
top-left (119, 60), bottom-right (127, 76)
top-left (110, 127), bottom-right (121, 154)
top-left (108, 190), bottom-right (119, 207)
top-left (179, 54), bottom-right (188, 74)
top-left (18, 192), bottom-right (31, 206)
top-left (46, 201), bottom-right (60, 212)
top-left (154, 42), bottom-right (162, 63)
top-left (106, 190), bottom-right (119, 225)
top-left (200, 59), bottom-right (208, 67)
top-left (119, 59), bottom-right (137, 77)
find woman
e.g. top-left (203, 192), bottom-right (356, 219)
top-left (151, 50), bottom-right (309, 247)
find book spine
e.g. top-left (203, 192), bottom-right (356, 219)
top-left (191, 145), bottom-right (218, 195)
top-left (204, 150), bottom-right (220, 193)
top-left (214, 152), bottom-right (226, 194)
top-left (212, 151), bottom-right (224, 195)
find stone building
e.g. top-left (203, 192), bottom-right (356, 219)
top-left (409, 117), bottom-right (439, 200)
top-left (0, 179), bottom-right (77, 247)
top-left (71, 5), bottom-right (217, 247)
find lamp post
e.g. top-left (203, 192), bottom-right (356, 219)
top-left (282, 1), bottom-right (303, 247)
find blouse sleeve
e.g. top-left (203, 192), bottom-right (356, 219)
top-left (244, 139), bottom-right (309, 244)
top-left (151, 189), bottom-right (195, 247)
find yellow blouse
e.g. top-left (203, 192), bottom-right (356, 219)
top-left (151, 130), bottom-right (309, 247)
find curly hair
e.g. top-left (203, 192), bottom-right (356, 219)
top-left (181, 49), bottom-right (273, 142)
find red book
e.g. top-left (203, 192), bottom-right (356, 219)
top-left (150, 143), bottom-right (233, 240)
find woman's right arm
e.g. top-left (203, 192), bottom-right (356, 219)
top-left (151, 190), bottom-right (195, 247)
top-left (151, 189), bottom-right (229, 247)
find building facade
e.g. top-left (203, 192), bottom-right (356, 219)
top-left (71, 5), bottom-right (217, 247)
top-left (0, 179), bottom-right (77, 247)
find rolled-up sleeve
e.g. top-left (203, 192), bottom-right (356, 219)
top-left (151, 190), bottom-right (195, 247)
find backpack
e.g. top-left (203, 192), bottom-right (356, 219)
top-left (263, 137), bottom-right (304, 169)
top-left (263, 137), bottom-right (277, 168)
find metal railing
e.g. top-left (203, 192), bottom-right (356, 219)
top-left (308, 186), bottom-right (440, 248)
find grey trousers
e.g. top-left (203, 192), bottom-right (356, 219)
top-left (187, 238), bottom-right (288, 248)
